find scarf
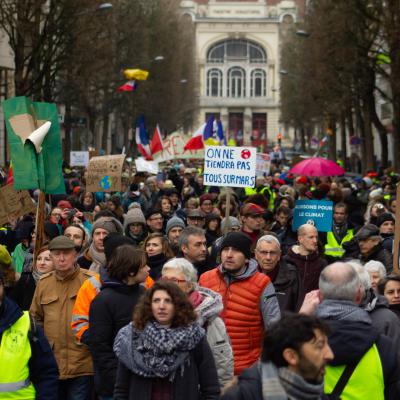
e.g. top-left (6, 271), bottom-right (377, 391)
top-left (189, 290), bottom-right (204, 309)
top-left (259, 361), bottom-right (324, 400)
top-left (114, 321), bottom-right (205, 380)
top-left (32, 268), bottom-right (42, 284)
top-left (88, 243), bottom-right (106, 273)
top-left (316, 299), bottom-right (371, 324)
top-left (193, 286), bottom-right (223, 327)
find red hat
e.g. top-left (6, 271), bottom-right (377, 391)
top-left (57, 200), bottom-right (73, 210)
top-left (275, 179), bottom-right (285, 185)
top-left (296, 176), bottom-right (308, 185)
top-left (241, 203), bottom-right (265, 216)
top-left (199, 194), bottom-right (213, 205)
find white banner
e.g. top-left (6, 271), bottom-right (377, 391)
top-left (135, 158), bottom-right (159, 174)
top-left (70, 151), bottom-right (89, 166)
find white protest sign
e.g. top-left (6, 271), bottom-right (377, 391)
top-left (256, 153), bottom-right (271, 177)
top-left (70, 151), bottom-right (89, 166)
top-left (204, 146), bottom-right (256, 188)
top-left (135, 158), bottom-right (159, 174)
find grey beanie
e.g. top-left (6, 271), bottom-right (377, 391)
top-left (92, 216), bottom-right (124, 235)
top-left (166, 217), bottom-right (185, 235)
top-left (221, 216), bottom-right (241, 232)
top-left (124, 204), bottom-right (146, 229)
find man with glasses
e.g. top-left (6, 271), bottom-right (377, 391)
top-left (145, 209), bottom-right (164, 234)
top-left (186, 208), bottom-right (206, 229)
top-left (255, 234), bottom-right (302, 312)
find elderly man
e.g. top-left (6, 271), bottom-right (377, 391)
top-left (355, 224), bottom-right (393, 273)
top-left (317, 262), bottom-right (399, 399)
top-left (199, 231), bottom-right (280, 375)
top-left (255, 234), bottom-right (302, 312)
top-left (284, 223), bottom-right (327, 296)
top-left (30, 236), bottom-right (95, 399)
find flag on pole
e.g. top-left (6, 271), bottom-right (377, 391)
top-left (117, 80), bottom-right (137, 92)
top-left (150, 124), bottom-right (163, 155)
top-left (184, 116), bottom-right (226, 150)
top-left (216, 119), bottom-right (226, 145)
top-left (184, 122), bottom-right (207, 151)
top-left (135, 115), bottom-right (152, 160)
top-left (123, 69), bottom-right (149, 81)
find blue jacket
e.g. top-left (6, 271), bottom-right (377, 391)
top-left (0, 296), bottom-right (59, 399)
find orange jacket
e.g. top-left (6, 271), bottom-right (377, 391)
top-left (199, 268), bottom-right (270, 375)
top-left (71, 274), bottom-right (154, 342)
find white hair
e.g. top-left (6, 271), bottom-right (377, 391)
top-left (351, 263), bottom-right (372, 290)
top-left (256, 235), bottom-right (281, 250)
top-left (364, 260), bottom-right (387, 279)
top-left (162, 257), bottom-right (198, 283)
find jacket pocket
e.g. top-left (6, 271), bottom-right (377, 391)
top-left (40, 295), bottom-right (59, 305)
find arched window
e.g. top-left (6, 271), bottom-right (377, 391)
top-left (207, 69), bottom-right (222, 97)
top-left (251, 69), bottom-right (266, 97)
top-left (207, 39), bottom-right (267, 63)
top-left (228, 67), bottom-right (245, 98)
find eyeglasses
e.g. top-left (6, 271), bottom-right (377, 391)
top-left (256, 250), bottom-right (280, 257)
top-left (161, 276), bottom-right (187, 284)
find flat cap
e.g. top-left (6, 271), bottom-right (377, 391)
top-left (355, 224), bottom-right (380, 241)
top-left (48, 235), bottom-right (76, 251)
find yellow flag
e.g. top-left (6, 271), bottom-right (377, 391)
top-left (123, 69), bottom-right (149, 81)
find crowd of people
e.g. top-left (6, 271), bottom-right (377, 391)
top-left (1, 163), bottom-right (400, 399)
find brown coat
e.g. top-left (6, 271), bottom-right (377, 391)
top-left (30, 267), bottom-right (94, 379)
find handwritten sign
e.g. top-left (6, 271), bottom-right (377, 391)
top-left (203, 146), bottom-right (256, 188)
top-left (86, 154), bottom-right (125, 192)
top-left (256, 153), bottom-right (271, 177)
top-left (0, 185), bottom-right (36, 226)
top-left (293, 200), bottom-right (333, 232)
top-left (70, 151), bottom-right (89, 166)
top-left (135, 158), bottom-right (159, 174)
top-left (153, 132), bottom-right (204, 162)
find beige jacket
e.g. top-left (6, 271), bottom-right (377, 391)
top-left (30, 267), bottom-right (94, 379)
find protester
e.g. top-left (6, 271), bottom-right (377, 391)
top-left (30, 236), bottom-right (95, 399)
top-left (145, 208), bottom-right (164, 234)
top-left (205, 213), bottom-right (221, 247)
top-left (113, 280), bottom-right (220, 399)
top-left (89, 245), bottom-right (150, 399)
top-left (166, 216), bottom-right (185, 254)
top-left (161, 257), bottom-right (234, 387)
top-left (255, 234), bottom-right (302, 312)
top-left (199, 231), bottom-right (281, 375)
top-left (0, 270), bottom-right (59, 399)
top-left (239, 203), bottom-right (265, 249)
top-left (221, 313), bottom-right (333, 400)
top-left (64, 224), bottom-right (88, 251)
top-left (364, 260), bottom-right (387, 291)
top-left (186, 208), bottom-right (206, 228)
top-left (143, 232), bottom-right (175, 281)
top-left (378, 275), bottom-right (400, 319)
top-left (0, 244), bottom-right (17, 295)
top-left (376, 212), bottom-right (395, 252)
top-left (123, 204), bottom-right (147, 246)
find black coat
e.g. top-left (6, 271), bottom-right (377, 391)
top-left (114, 336), bottom-right (220, 400)
top-left (8, 271), bottom-right (37, 310)
top-left (148, 253), bottom-right (170, 281)
top-left (361, 242), bottom-right (393, 273)
top-left (88, 281), bottom-right (145, 396)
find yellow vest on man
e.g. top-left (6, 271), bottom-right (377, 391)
top-left (324, 229), bottom-right (353, 258)
top-left (0, 311), bottom-right (36, 399)
top-left (324, 344), bottom-right (384, 400)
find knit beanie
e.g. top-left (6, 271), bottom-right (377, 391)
top-left (103, 233), bottom-right (135, 263)
top-left (92, 216), bottom-right (124, 235)
top-left (220, 232), bottom-right (252, 259)
top-left (221, 217), bottom-right (241, 232)
top-left (376, 212), bottom-right (395, 227)
top-left (166, 217), bottom-right (185, 235)
top-left (124, 204), bottom-right (146, 227)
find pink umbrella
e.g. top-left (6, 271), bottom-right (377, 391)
top-left (289, 157), bottom-right (345, 177)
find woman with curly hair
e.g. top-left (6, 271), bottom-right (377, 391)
top-left (113, 280), bottom-right (220, 400)
top-left (144, 233), bottom-right (175, 281)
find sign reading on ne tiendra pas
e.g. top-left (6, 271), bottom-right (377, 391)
top-left (293, 200), bottom-right (333, 232)
top-left (203, 146), bottom-right (256, 188)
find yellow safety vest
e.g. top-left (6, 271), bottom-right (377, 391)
top-left (324, 229), bottom-right (353, 258)
top-left (324, 344), bottom-right (384, 400)
top-left (0, 311), bottom-right (36, 399)
top-left (244, 186), bottom-right (275, 210)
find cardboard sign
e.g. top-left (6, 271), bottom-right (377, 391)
top-left (153, 132), bottom-right (204, 162)
top-left (293, 200), bottom-right (333, 232)
top-left (70, 151), bottom-right (89, 167)
top-left (0, 185), bottom-right (36, 226)
top-left (203, 146), bottom-right (257, 188)
top-left (256, 153), bottom-right (271, 177)
top-left (86, 154), bottom-right (125, 192)
top-left (135, 158), bottom-right (159, 174)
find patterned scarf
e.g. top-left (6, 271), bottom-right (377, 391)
top-left (114, 321), bottom-right (205, 380)
top-left (259, 361), bottom-right (324, 400)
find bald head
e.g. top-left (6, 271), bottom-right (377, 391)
top-left (319, 262), bottom-right (362, 303)
top-left (297, 224), bottom-right (318, 255)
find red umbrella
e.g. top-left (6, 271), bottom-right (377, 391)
top-left (289, 157), bottom-right (345, 177)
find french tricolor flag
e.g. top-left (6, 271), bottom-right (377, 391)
top-left (135, 115), bottom-right (152, 159)
top-left (117, 80), bottom-right (137, 92)
top-left (150, 124), bottom-right (164, 155)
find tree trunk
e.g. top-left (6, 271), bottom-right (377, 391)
top-left (362, 105), bottom-right (375, 172)
top-left (328, 117), bottom-right (337, 161)
top-left (101, 112), bottom-right (110, 153)
top-left (340, 111), bottom-right (347, 165)
top-left (355, 100), bottom-right (368, 172)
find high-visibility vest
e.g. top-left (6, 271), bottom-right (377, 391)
top-left (244, 186), bottom-right (275, 210)
top-left (0, 311), bottom-right (36, 399)
top-left (324, 229), bottom-right (353, 258)
top-left (324, 344), bottom-right (384, 400)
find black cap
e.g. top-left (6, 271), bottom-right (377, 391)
top-left (220, 232), bottom-right (252, 259)
top-left (355, 224), bottom-right (381, 241)
top-left (376, 213), bottom-right (395, 227)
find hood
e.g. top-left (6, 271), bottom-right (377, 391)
top-left (286, 246), bottom-right (320, 264)
top-left (0, 297), bottom-right (23, 334)
top-left (218, 258), bottom-right (259, 286)
top-left (195, 286), bottom-right (223, 325)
